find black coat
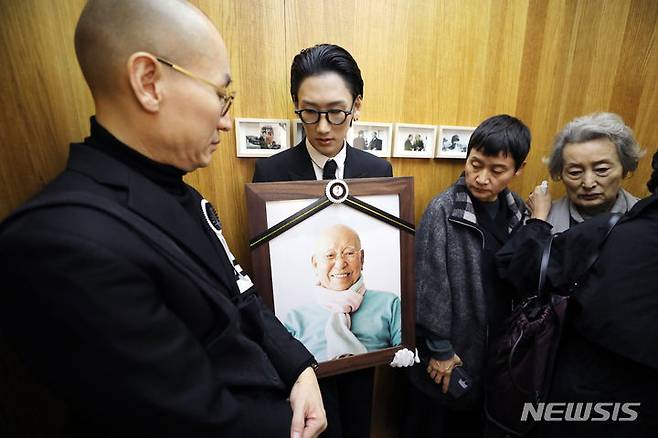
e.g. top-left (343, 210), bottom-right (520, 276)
top-left (0, 143), bottom-right (314, 437)
top-left (497, 194), bottom-right (658, 437)
top-left (252, 140), bottom-right (392, 182)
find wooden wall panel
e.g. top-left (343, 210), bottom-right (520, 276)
top-left (189, 0), bottom-right (289, 257)
top-left (0, 0), bottom-right (657, 436)
top-left (0, 0), bottom-right (91, 216)
top-left (1, 0), bottom-right (656, 262)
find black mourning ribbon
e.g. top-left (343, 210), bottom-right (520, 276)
top-left (322, 159), bottom-right (337, 180)
top-left (204, 201), bottom-right (222, 231)
top-left (249, 184), bottom-right (415, 250)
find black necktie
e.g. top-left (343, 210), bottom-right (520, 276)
top-left (323, 159), bottom-right (337, 180)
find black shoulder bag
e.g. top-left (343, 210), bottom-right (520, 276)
top-left (484, 213), bottom-right (622, 436)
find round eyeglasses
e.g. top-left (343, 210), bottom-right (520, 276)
top-left (294, 101), bottom-right (356, 125)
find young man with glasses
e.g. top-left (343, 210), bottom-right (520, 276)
top-left (0, 1), bottom-right (325, 437)
top-left (252, 44), bottom-right (392, 182)
top-left (252, 44), bottom-right (392, 438)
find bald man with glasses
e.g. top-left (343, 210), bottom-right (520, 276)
top-left (0, 1), bottom-right (326, 437)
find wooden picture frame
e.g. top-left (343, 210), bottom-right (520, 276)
top-left (291, 119), bottom-right (305, 146)
top-left (246, 177), bottom-right (415, 377)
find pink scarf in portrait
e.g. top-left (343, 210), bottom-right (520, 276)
top-left (314, 275), bottom-right (368, 360)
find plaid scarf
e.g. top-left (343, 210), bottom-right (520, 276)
top-left (450, 175), bottom-right (524, 232)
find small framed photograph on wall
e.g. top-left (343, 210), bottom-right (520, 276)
top-left (392, 123), bottom-right (437, 158)
top-left (436, 125), bottom-right (476, 159)
top-left (292, 119), bottom-right (305, 146)
top-left (235, 118), bottom-right (290, 157)
top-left (347, 121), bottom-right (393, 158)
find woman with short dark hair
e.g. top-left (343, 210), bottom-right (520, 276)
top-left (405, 114), bottom-right (532, 437)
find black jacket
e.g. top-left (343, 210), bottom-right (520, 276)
top-left (0, 142), bottom-right (314, 437)
top-left (252, 140), bottom-right (392, 182)
top-left (497, 194), bottom-right (658, 437)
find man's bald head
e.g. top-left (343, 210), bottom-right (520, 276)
top-left (312, 224), bottom-right (364, 291)
top-left (314, 224), bottom-right (362, 254)
top-left (75, 0), bottom-right (223, 97)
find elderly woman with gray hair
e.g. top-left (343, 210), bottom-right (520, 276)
top-left (543, 112), bottom-right (644, 233)
top-left (495, 150), bottom-right (658, 437)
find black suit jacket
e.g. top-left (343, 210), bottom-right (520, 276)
top-left (252, 140), bottom-right (393, 182)
top-left (0, 143), bottom-right (313, 437)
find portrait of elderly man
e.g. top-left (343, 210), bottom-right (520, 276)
top-left (541, 112), bottom-right (644, 233)
top-left (284, 224), bottom-right (402, 362)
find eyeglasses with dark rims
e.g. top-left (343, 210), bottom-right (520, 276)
top-left (294, 100), bottom-right (356, 125)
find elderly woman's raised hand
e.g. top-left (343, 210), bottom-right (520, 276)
top-left (526, 180), bottom-right (552, 221)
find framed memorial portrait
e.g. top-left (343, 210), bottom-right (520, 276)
top-left (235, 118), bottom-right (290, 157)
top-left (436, 125), bottom-right (476, 159)
top-left (346, 121), bottom-right (393, 158)
top-left (392, 123), bottom-right (437, 158)
top-left (246, 177), bottom-right (415, 377)
top-left (292, 119), bottom-right (305, 146)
